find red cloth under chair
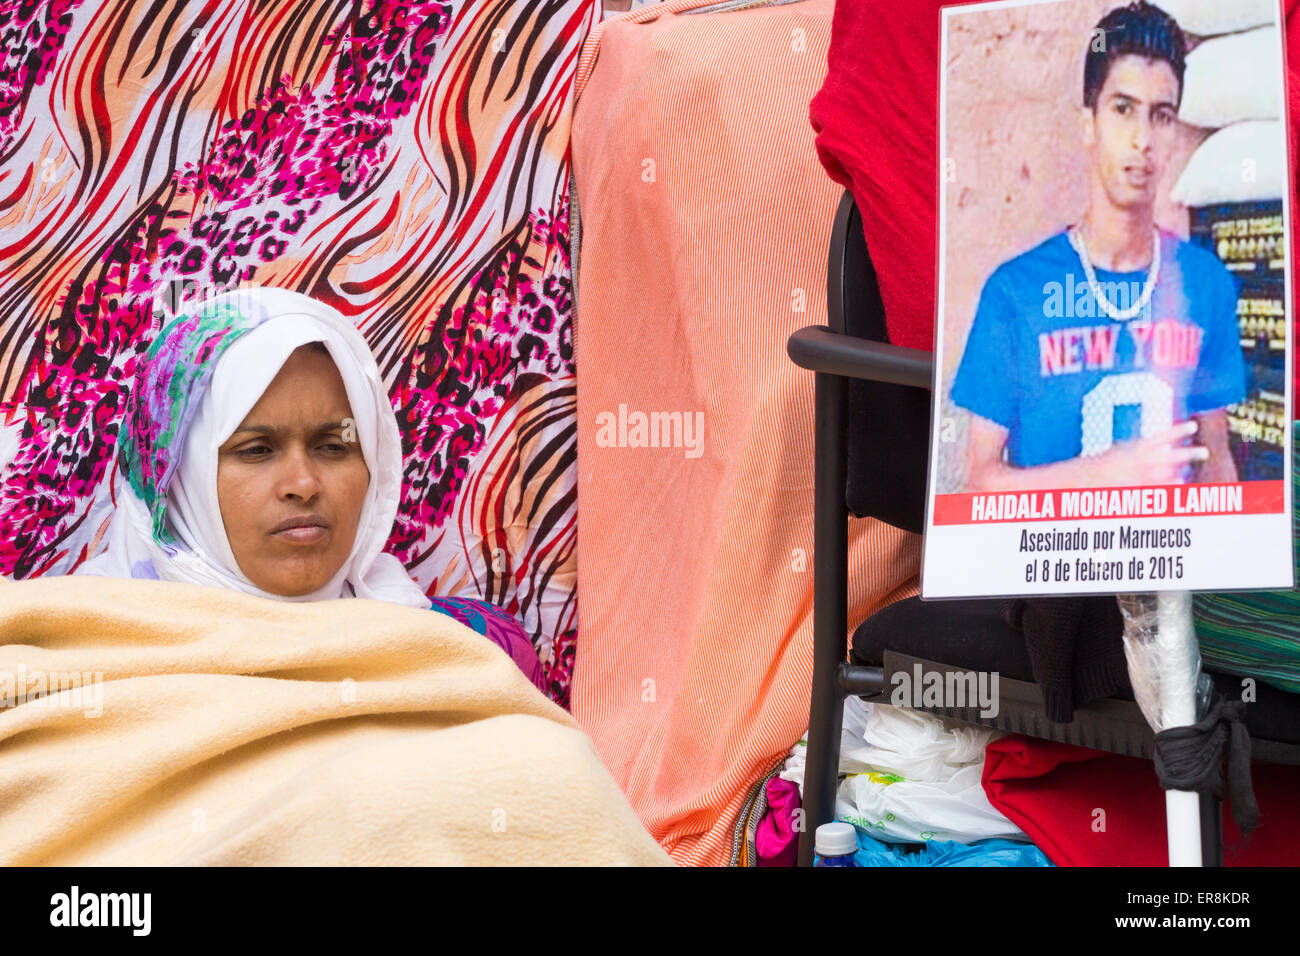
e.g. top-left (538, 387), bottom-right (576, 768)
top-left (982, 735), bottom-right (1300, 866)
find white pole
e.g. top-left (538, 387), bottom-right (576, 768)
top-left (1157, 591), bottom-right (1202, 867)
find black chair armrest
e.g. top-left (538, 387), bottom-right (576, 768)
top-left (787, 326), bottom-right (934, 390)
top-left (838, 663), bottom-right (886, 697)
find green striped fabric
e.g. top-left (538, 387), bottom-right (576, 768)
top-left (1193, 423), bottom-right (1300, 694)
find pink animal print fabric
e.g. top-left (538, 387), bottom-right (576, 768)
top-left (0, 0), bottom-right (590, 705)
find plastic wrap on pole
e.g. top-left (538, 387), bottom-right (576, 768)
top-left (1116, 592), bottom-right (1212, 733)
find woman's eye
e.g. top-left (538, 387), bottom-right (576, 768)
top-left (237, 444), bottom-right (271, 459)
top-left (319, 441), bottom-right (348, 453)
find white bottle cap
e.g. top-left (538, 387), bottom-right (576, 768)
top-left (814, 821), bottom-right (858, 857)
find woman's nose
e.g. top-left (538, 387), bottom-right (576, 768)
top-left (277, 446), bottom-right (322, 502)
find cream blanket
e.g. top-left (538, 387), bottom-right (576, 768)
top-left (0, 577), bottom-right (671, 866)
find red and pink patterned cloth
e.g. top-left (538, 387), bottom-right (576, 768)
top-left (0, 0), bottom-right (595, 706)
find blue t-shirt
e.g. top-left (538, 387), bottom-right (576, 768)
top-left (950, 231), bottom-right (1247, 468)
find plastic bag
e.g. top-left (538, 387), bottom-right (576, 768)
top-left (783, 698), bottom-right (1028, 845)
top-left (1117, 592), bottom-right (1212, 733)
top-left (834, 830), bottom-right (1053, 868)
top-left (841, 699), bottom-right (992, 782)
top-left (835, 763), bottom-right (1025, 845)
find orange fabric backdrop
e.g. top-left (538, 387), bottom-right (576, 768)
top-left (570, 0), bottom-right (920, 865)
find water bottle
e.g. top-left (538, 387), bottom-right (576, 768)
top-left (814, 821), bottom-right (858, 867)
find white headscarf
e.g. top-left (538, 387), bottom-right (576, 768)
top-left (78, 287), bottom-right (429, 608)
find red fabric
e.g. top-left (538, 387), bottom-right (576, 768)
top-left (808, 0), bottom-right (951, 353)
top-left (811, 0), bottom-right (1300, 394)
top-left (982, 735), bottom-right (1300, 866)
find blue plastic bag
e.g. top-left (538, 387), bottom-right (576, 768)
top-left (845, 829), bottom-right (1053, 867)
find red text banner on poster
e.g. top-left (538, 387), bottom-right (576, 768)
top-left (932, 481), bottom-right (1285, 526)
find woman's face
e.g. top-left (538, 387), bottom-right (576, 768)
top-left (216, 345), bottom-right (369, 596)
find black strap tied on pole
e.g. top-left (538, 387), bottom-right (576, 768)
top-left (1154, 695), bottom-right (1259, 838)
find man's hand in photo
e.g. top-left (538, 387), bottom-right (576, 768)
top-left (1087, 421), bottom-right (1206, 486)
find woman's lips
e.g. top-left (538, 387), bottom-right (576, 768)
top-left (269, 514), bottom-right (328, 544)
top-left (273, 525), bottom-right (327, 544)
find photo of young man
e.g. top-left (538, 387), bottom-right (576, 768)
top-left (951, 1), bottom-right (1248, 493)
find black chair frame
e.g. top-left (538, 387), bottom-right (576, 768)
top-left (785, 190), bottom-right (1300, 868)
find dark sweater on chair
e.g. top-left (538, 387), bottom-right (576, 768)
top-left (996, 596), bottom-right (1132, 723)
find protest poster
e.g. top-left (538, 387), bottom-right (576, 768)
top-left (923, 0), bottom-right (1294, 597)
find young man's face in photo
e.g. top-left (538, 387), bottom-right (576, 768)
top-left (1083, 53), bottom-right (1180, 212)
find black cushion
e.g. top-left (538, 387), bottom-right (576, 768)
top-left (839, 198), bottom-right (930, 535)
top-left (852, 595), bottom-right (1038, 684)
top-left (845, 380), bottom-right (930, 534)
top-left (852, 595), bottom-right (1300, 749)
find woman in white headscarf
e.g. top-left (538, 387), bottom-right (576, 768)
top-left (78, 285), bottom-right (547, 693)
